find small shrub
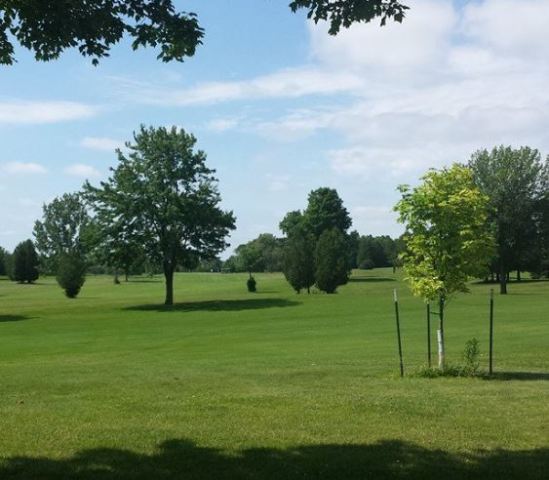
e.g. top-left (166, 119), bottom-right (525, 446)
top-left (415, 364), bottom-right (463, 378)
top-left (462, 338), bottom-right (481, 376)
top-left (56, 254), bottom-right (86, 298)
top-left (247, 275), bottom-right (257, 293)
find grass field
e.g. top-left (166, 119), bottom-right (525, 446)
top-left (0, 269), bottom-right (548, 479)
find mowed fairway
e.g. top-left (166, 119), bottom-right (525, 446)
top-left (0, 269), bottom-right (548, 479)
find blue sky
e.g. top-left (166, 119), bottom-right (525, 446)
top-left (2, 0), bottom-right (549, 255)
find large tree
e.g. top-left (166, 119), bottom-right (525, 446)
top-left (85, 126), bottom-right (236, 306)
top-left (0, 1), bottom-right (408, 65)
top-left (468, 146), bottom-right (549, 294)
top-left (394, 164), bottom-right (494, 369)
top-left (33, 193), bottom-right (93, 273)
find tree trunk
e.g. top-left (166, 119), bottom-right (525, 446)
top-left (125, 269), bottom-right (129, 282)
top-left (499, 264), bottom-right (507, 295)
top-left (437, 296), bottom-right (445, 370)
top-left (164, 264), bottom-right (174, 306)
top-left (114, 272), bottom-right (120, 284)
top-left (517, 270), bottom-right (521, 282)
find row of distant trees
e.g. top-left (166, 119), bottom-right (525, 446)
top-left (225, 233), bottom-right (403, 274)
top-left (2, 141), bottom-right (548, 302)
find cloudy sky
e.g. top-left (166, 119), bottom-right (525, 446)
top-left (1, 0), bottom-right (549, 254)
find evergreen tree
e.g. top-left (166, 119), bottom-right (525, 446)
top-left (315, 229), bottom-right (350, 294)
top-left (12, 240), bottom-right (39, 284)
top-left (0, 246), bottom-right (7, 276)
top-left (56, 254), bottom-right (86, 298)
top-left (283, 228), bottom-right (316, 294)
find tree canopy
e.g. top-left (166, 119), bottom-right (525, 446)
top-left (85, 125), bottom-right (236, 305)
top-left (303, 187), bottom-right (352, 238)
top-left (395, 165), bottom-right (494, 302)
top-left (0, 0), bottom-right (203, 65)
top-left (289, 0), bottom-right (409, 33)
top-left (33, 193), bottom-right (93, 273)
top-left (0, 1), bottom-right (408, 65)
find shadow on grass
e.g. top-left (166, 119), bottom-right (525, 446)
top-left (0, 314), bottom-right (32, 323)
top-left (124, 298), bottom-right (300, 313)
top-left (1, 439), bottom-right (547, 480)
top-left (349, 276), bottom-right (396, 283)
top-left (484, 371), bottom-right (549, 381)
top-left (472, 279), bottom-right (549, 285)
top-left (125, 279), bottom-right (163, 284)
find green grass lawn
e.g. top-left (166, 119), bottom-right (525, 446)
top-left (0, 269), bottom-right (548, 479)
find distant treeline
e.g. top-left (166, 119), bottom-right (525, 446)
top-left (222, 233), bottom-right (404, 273)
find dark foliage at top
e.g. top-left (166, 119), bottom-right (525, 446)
top-left (0, 0), bottom-right (203, 65)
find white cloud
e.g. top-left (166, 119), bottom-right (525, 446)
top-left (111, 67), bottom-right (363, 106)
top-left (17, 198), bottom-right (42, 208)
top-left (80, 136), bottom-right (123, 152)
top-left (64, 164), bottom-right (101, 178)
top-left (309, 0), bottom-right (457, 71)
top-left (206, 117), bottom-right (241, 132)
top-left (0, 101), bottom-right (97, 125)
top-left (266, 174), bottom-right (292, 192)
top-left (3, 162), bottom-right (47, 174)
top-left (462, 0), bottom-right (549, 57)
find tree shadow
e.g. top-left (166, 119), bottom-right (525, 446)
top-left (483, 371), bottom-right (549, 381)
top-left (124, 298), bottom-right (301, 313)
top-left (349, 277), bottom-right (396, 283)
top-left (0, 314), bottom-right (32, 323)
top-left (0, 439), bottom-right (547, 480)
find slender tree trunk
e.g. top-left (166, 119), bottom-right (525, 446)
top-left (499, 264), bottom-right (507, 295)
top-left (164, 263), bottom-right (174, 306)
top-left (114, 272), bottom-right (120, 284)
top-left (125, 269), bottom-right (129, 282)
top-left (437, 295), bottom-right (445, 370)
top-left (517, 270), bottom-right (521, 282)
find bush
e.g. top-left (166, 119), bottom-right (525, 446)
top-left (358, 258), bottom-right (375, 270)
top-left (462, 338), bottom-right (481, 376)
top-left (247, 275), bottom-right (257, 292)
top-left (56, 254), bottom-right (86, 298)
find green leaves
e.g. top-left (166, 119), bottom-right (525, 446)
top-left (33, 193), bottom-right (93, 273)
top-left (394, 164), bottom-right (495, 301)
top-left (289, 0), bottom-right (409, 34)
top-left (0, 1), bottom-right (203, 65)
